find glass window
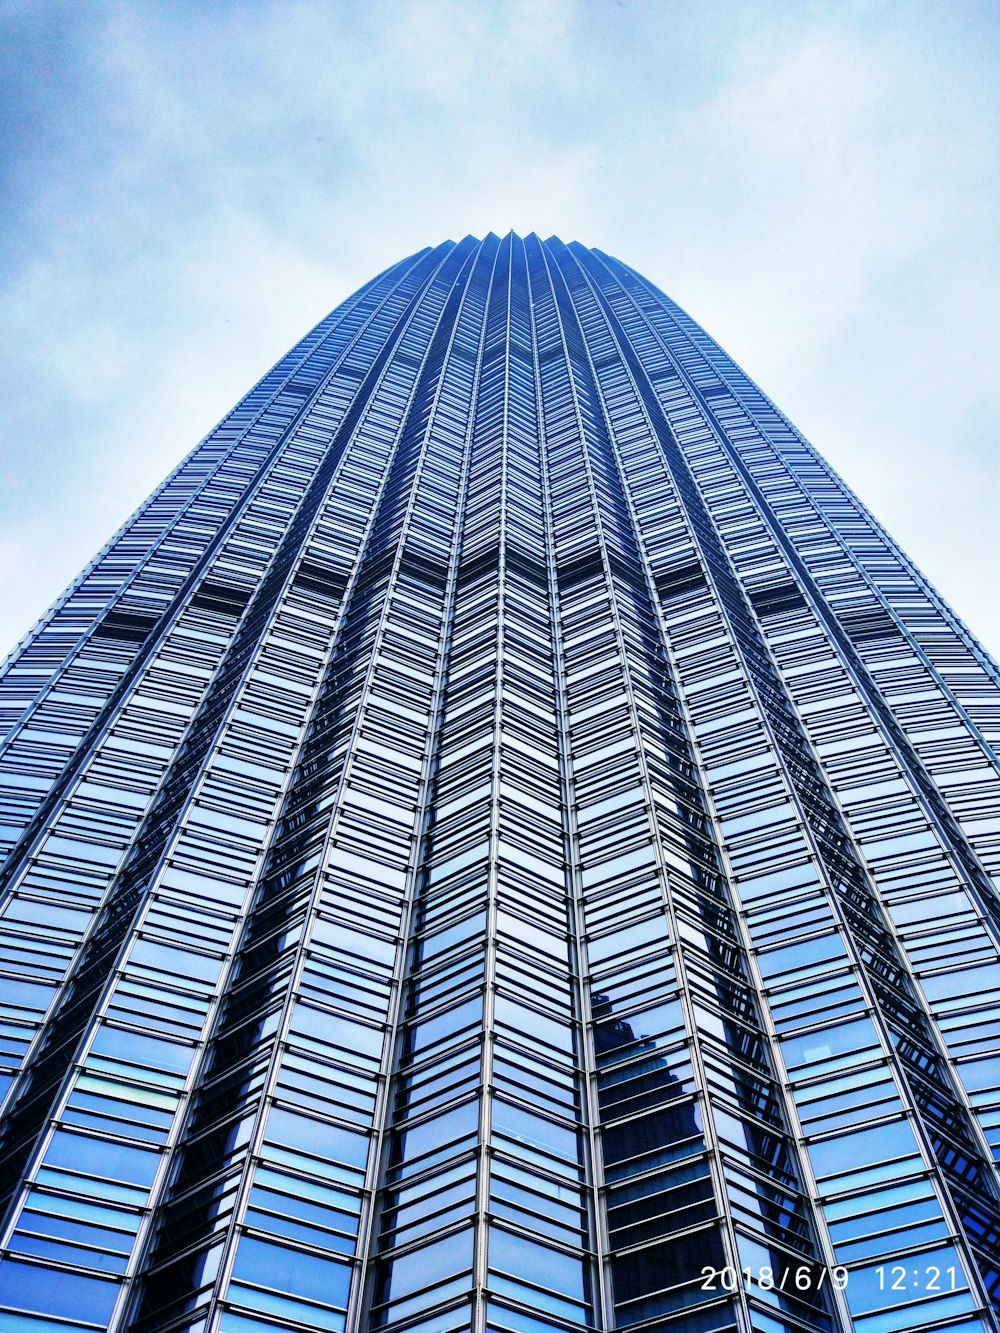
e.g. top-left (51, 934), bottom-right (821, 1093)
top-left (0, 1259), bottom-right (119, 1323)
top-left (231, 1235), bottom-right (351, 1308)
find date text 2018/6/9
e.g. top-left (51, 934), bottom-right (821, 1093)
top-left (700, 1266), bottom-right (849, 1293)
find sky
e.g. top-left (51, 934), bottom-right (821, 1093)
top-left (1, 0), bottom-right (999, 661)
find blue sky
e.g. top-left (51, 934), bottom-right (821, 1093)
top-left (2, 0), bottom-right (999, 658)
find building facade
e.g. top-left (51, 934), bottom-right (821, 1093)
top-left (0, 232), bottom-right (997, 1333)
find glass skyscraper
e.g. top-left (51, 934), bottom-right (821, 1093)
top-left (0, 232), bottom-right (997, 1333)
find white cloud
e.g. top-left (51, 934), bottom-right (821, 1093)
top-left (1, 0), bottom-right (998, 655)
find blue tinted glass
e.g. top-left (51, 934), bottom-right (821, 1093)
top-left (379, 1227), bottom-right (474, 1303)
top-left (489, 1226), bottom-right (584, 1301)
top-left (264, 1107), bottom-right (368, 1168)
top-left (45, 1130), bottom-right (159, 1185)
top-left (0, 1259), bottom-right (118, 1321)
top-left (492, 1101), bottom-right (577, 1160)
top-left (808, 1119), bottom-right (921, 1180)
top-left (231, 1236), bottom-right (351, 1308)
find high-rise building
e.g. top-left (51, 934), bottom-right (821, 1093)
top-left (0, 232), bottom-right (997, 1333)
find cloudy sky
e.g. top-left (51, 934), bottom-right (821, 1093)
top-left (2, 0), bottom-right (999, 660)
